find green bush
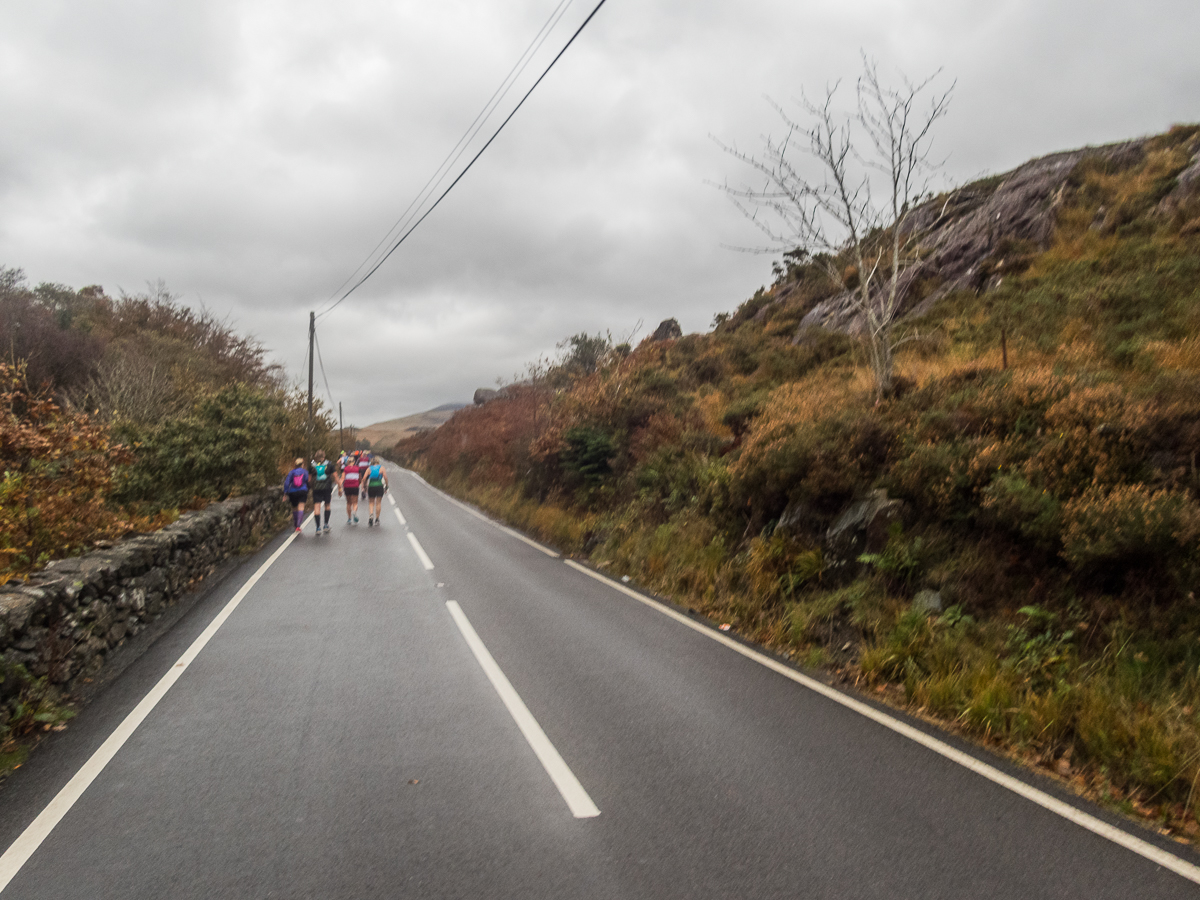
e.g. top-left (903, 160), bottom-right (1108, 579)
top-left (1061, 484), bottom-right (1200, 569)
top-left (981, 473), bottom-right (1062, 549)
top-left (560, 426), bottom-right (616, 488)
top-left (115, 383), bottom-right (286, 508)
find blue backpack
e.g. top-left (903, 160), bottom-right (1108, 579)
top-left (312, 461), bottom-right (330, 488)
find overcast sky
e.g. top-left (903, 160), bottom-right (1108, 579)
top-left (2, 0), bottom-right (1197, 425)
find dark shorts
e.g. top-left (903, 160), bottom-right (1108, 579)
top-left (367, 485), bottom-right (385, 499)
top-left (286, 491), bottom-right (307, 508)
top-left (312, 487), bottom-right (333, 504)
top-left (344, 485), bottom-right (360, 500)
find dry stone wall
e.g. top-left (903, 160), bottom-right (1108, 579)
top-left (0, 492), bottom-right (283, 688)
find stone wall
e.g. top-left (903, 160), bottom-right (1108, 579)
top-left (0, 492), bottom-right (284, 689)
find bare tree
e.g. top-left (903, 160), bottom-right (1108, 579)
top-left (719, 55), bottom-right (953, 400)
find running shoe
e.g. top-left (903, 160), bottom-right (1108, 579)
top-left (353, 515), bottom-right (359, 524)
top-left (368, 517), bottom-right (373, 527)
top-left (294, 526), bottom-right (301, 534)
top-left (324, 524), bottom-right (331, 533)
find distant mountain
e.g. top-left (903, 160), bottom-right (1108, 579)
top-left (358, 404), bottom-right (467, 451)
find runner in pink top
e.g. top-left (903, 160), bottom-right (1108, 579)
top-left (340, 451), bottom-right (364, 525)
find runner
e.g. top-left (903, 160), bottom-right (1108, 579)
top-left (282, 457), bottom-right (310, 534)
top-left (364, 456), bottom-right (388, 526)
top-left (309, 450), bottom-right (336, 535)
top-left (340, 450), bottom-right (363, 525)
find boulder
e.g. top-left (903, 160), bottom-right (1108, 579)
top-left (650, 318), bottom-right (682, 342)
top-left (824, 489), bottom-right (905, 576)
top-left (913, 589), bottom-right (943, 614)
top-left (775, 500), bottom-right (819, 537)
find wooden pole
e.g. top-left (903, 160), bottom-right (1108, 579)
top-left (307, 311), bottom-right (315, 463)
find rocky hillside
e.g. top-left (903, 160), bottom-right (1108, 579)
top-left (395, 125), bottom-right (1200, 842)
top-left (754, 128), bottom-right (1200, 337)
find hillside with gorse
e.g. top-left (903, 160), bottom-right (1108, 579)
top-left (396, 126), bottom-right (1200, 842)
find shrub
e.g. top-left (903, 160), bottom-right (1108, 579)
top-left (1061, 484), bottom-right (1200, 570)
top-left (560, 426), bottom-right (616, 489)
top-left (115, 383), bottom-right (285, 508)
top-left (887, 440), bottom-right (973, 516)
top-left (0, 364), bottom-right (132, 579)
top-left (980, 473), bottom-right (1062, 549)
top-left (858, 523), bottom-right (927, 590)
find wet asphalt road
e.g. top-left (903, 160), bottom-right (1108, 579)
top-left (1, 466), bottom-right (1198, 899)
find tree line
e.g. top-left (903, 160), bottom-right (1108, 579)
top-left (0, 267), bottom-right (331, 579)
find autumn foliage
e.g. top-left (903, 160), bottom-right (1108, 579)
top-left (0, 270), bottom-right (333, 580)
top-left (0, 364), bottom-right (133, 579)
top-left (397, 126), bottom-right (1200, 837)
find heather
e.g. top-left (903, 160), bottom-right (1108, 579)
top-left (397, 126), bottom-right (1200, 841)
top-left (0, 272), bottom-right (332, 582)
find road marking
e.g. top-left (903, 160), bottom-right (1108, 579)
top-left (407, 532), bottom-right (434, 570)
top-left (404, 470), bottom-right (559, 558)
top-left (0, 521), bottom-right (307, 895)
top-left (393, 506), bottom-right (407, 527)
top-left (445, 600), bottom-right (599, 819)
top-left (387, 494), bottom-right (396, 506)
top-left (563, 559), bottom-right (1200, 886)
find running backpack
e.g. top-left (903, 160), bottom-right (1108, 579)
top-left (313, 461), bottom-right (330, 487)
top-left (368, 464), bottom-right (383, 487)
top-left (291, 471), bottom-right (305, 490)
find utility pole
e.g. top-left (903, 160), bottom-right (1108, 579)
top-left (307, 311), bottom-right (315, 465)
top-left (339, 402), bottom-right (344, 454)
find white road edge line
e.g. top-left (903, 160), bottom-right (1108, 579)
top-left (444, 600), bottom-right (599, 819)
top-left (0, 520), bottom-right (309, 895)
top-left (393, 506), bottom-right (407, 527)
top-left (405, 471), bottom-right (559, 558)
top-left (407, 532), bottom-right (434, 570)
top-left (563, 559), bottom-right (1200, 886)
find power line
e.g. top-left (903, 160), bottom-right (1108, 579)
top-left (317, 0), bottom-right (609, 319)
top-left (314, 329), bottom-right (335, 411)
top-left (322, 0), bottom-right (578, 308)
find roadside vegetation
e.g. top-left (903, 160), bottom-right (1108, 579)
top-left (396, 125), bottom-right (1200, 842)
top-left (0, 270), bottom-right (334, 583)
top-left (0, 271), bottom-right (329, 770)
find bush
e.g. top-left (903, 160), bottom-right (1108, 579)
top-left (115, 383), bottom-right (285, 508)
top-left (560, 426), bottom-right (616, 489)
top-left (0, 364), bottom-right (132, 579)
top-left (1061, 484), bottom-right (1200, 570)
top-left (980, 473), bottom-right (1062, 549)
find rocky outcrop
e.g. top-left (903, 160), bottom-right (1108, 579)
top-left (792, 137), bottom-right (1174, 337)
top-left (473, 387), bottom-right (499, 405)
top-left (823, 488), bottom-right (905, 578)
top-left (650, 318), bottom-right (683, 342)
top-left (0, 493), bottom-right (282, 692)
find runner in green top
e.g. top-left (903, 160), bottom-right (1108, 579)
top-left (364, 457), bottom-right (388, 527)
top-left (308, 450), bottom-right (337, 535)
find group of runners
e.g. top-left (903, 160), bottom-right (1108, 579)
top-left (282, 450), bottom-right (389, 535)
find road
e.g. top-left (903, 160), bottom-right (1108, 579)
top-left (1, 466), bottom-right (1198, 898)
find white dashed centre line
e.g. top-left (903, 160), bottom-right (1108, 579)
top-left (407, 532), bottom-right (434, 570)
top-left (445, 600), bottom-right (599, 819)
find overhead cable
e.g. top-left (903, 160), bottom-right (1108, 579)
top-left (317, 0), bottom-right (609, 318)
top-left (314, 329), bottom-right (336, 410)
top-left (322, 0), bottom-right (578, 308)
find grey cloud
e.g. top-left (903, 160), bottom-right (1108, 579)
top-left (2, 0), bottom-right (1197, 424)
